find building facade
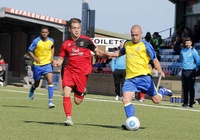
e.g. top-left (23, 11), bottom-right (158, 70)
top-left (0, 7), bottom-right (129, 77)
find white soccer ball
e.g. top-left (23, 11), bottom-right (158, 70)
top-left (125, 116), bottom-right (140, 131)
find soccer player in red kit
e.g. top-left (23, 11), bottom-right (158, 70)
top-left (54, 18), bottom-right (107, 126)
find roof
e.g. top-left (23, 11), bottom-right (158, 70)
top-left (0, 7), bottom-right (67, 32)
top-left (95, 28), bottom-right (131, 40)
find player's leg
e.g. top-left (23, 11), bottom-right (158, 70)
top-left (62, 70), bottom-right (74, 126)
top-left (188, 70), bottom-right (196, 107)
top-left (41, 64), bottom-right (55, 108)
top-left (45, 72), bottom-right (55, 108)
top-left (63, 86), bottom-right (74, 126)
top-left (122, 79), bottom-right (138, 118)
top-left (121, 79), bottom-right (136, 130)
top-left (149, 80), bottom-right (172, 104)
top-left (29, 65), bottom-right (41, 100)
top-left (122, 91), bottom-right (135, 118)
top-left (182, 76), bottom-right (189, 107)
top-left (138, 92), bottom-right (145, 102)
top-left (113, 69), bottom-right (121, 100)
top-left (73, 74), bottom-right (88, 105)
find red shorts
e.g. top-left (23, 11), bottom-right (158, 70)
top-left (62, 70), bottom-right (88, 99)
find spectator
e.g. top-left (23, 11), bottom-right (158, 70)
top-left (172, 35), bottom-right (183, 55)
top-left (93, 57), bottom-right (111, 73)
top-left (24, 53), bottom-right (33, 71)
top-left (23, 65), bottom-right (34, 87)
top-left (180, 37), bottom-right (200, 108)
top-left (0, 65), bottom-right (5, 86)
top-left (0, 57), bottom-right (6, 64)
top-left (155, 50), bottom-right (161, 62)
top-left (193, 24), bottom-right (200, 43)
top-left (111, 41), bottom-right (126, 100)
top-left (144, 32), bottom-right (153, 44)
top-left (152, 32), bottom-right (162, 50)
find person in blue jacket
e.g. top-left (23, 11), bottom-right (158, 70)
top-left (111, 41), bottom-right (126, 100)
top-left (180, 37), bottom-right (200, 108)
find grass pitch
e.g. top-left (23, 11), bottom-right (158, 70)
top-left (1, 86), bottom-right (200, 140)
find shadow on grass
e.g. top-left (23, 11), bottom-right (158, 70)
top-left (76, 123), bottom-right (146, 130)
top-left (2, 105), bottom-right (46, 109)
top-left (24, 120), bottom-right (64, 126)
top-left (23, 121), bottom-right (146, 130)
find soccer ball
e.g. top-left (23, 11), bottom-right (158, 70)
top-left (125, 116), bottom-right (140, 131)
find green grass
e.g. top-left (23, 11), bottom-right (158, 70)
top-left (1, 86), bottom-right (200, 140)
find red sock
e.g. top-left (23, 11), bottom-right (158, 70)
top-left (63, 97), bottom-right (72, 117)
top-left (140, 93), bottom-right (145, 99)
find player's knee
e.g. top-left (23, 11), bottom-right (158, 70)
top-left (74, 98), bottom-right (83, 105)
top-left (152, 97), bottom-right (161, 104)
top-left (122, 97), bottom-right (132, 104)
top-left (33, 83), bottom-right (39, 88)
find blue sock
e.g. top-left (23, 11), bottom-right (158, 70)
top-left (158, 88), bottom-right (164, 98)
top-left (48, 85), bottom-right (54, 100)
top-left (124, 103), bottom-right (135, 118)
top-left (49, 99), bottom-right (53, 104)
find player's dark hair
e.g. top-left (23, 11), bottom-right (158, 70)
top-left (68, 18), bottom-right (81, 27)
top-left (184, 37), bottom-right (192, 42)
top-left (40, 26), bottom-right (49, 31)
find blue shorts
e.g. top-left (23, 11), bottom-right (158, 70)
top-left (122, 75), bottom-right (157, 97)
top-left (33, 64), bottom-right (53, 81)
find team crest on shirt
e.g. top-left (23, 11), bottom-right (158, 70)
top-left (136, 46), bottom-right (140, 51)
top-left (68, 43), bottom-right (71, 46)
top-left (80, 41), bottom-right (84, 47)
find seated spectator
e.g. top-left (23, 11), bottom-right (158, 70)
top-left (23, 65), bottom-right (34, 87)
top-left (93, 57), bottom-right (111, 73)
top-left (0, 66), bottom-right (5, 86)
top-left (155, 50), bottom-right (161, 62)
top-left (0, 57), bottom-right (6, 64)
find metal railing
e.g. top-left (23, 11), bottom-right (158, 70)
top-left (158, 27), bottom-right (175, 39)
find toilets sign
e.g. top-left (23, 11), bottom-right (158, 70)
top-left (92, 38), bottom-right (125, 46)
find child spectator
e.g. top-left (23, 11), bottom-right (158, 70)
top-left (0, 57), bottom-right (6, 64)
top-left (23, 65), bottom-right (34, 87)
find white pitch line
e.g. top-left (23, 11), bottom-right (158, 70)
top-left (84, 98), bottom-right (200, 112)
top-left (1, 88), bottom-right (200, 113)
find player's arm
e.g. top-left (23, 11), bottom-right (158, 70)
top-left (28, 51), bottom-right (40, 64)
top-left (51, 47), bottom-right (55, 63)
top-left (145, 41), bottom-right (165, 77)
top-left (28, 39), bottom-right (40, 64)
top-left (53, 56), bottom-right (64, 67)
top-left (93, 47), bottom-right (107, 58)
top-left (153, 58), bottom-right (165, 78)
top-left (107, 50), bottom-right (122, 58)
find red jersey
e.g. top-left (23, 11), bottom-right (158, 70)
top-left (59, 35), bottom-right (96, 75)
